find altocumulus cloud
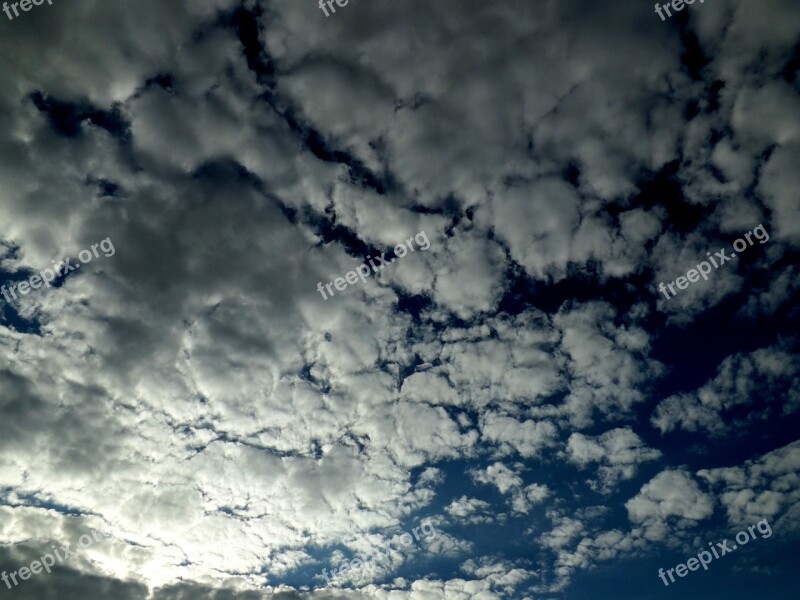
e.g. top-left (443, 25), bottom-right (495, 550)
top-left (0, 0), bottom-right (798, 598)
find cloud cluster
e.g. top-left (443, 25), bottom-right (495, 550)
top-left (698, 440), bottom-right (800, 532)
top-left (0, 0), bottom-right (797, 597)
top-left (567, 428), bottom-right (662, 492)
top-left (652, 343), bottom-right (800, 435)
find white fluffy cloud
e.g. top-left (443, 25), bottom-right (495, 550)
top-left (698, 440), bottom-right (800, 532)
top-left (652, 344), bottom-right (800, 435)
top-left (471, 462), bottom-right (550, 515)
top-left (567, 427), bottom-right (662, 492)
top-left (0, 0), bottom-right (797, 598)
top-left (626, 470), bottom-right (714, 541)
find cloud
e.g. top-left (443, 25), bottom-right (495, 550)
top-left (0, 0), bottom-right (797, 597)
top-left (460, 558), bottom-right (537, 598)
top-left (652, 343), bottom-right (800, 435)
top-left (479, 412), bottom-right (558, 458)
top-left (625, 470), bottom-right (714, 540)
top-left (444, 496), bottom-right (494, 525)
top-left (470, 462), bottom-right (550, 515)
top-left (698, 439), bottom-right (800, 532)
top-left (566, 427), bottom-right (662, 492)
top-left (551, 302), bottom-right (664, 427)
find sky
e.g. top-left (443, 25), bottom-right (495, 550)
top-left (0, 0), bottom-right (798, 598)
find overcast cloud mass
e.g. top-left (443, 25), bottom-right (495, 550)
top-left (1, 0), bottom-right (799, 598)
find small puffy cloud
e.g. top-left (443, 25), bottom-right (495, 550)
top-left (625, 470), bottom-right (714, 540)
top-left (551, 302), bottom-right (663, 427)
top-left (480, 412), bottom-right (559, 458)
top-left (511, 484), bottom-right (551, 515)
top-left (538, 516), bottom-right (585, 551)
top-left (471, 463), bottom-right (549, 515)
top-left (652, 344), bottom-right (800, 435)
top-left (698, 439), bottom-right (800, 531)
top-left (461, 557), bottom-right (537, 598)
top-left (429, 230), bottom-right (508, 320)
top-left (566, 427), bottom-right (662, 492)
top-left (471, 463), bottom-right (522, 495)
top-left (445, 496), bottom-right (494, 524)
top-left (757, 143), bottom-right (800, 242)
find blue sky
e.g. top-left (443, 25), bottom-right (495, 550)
top-left (0, 0), bottom-right (798, 598)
